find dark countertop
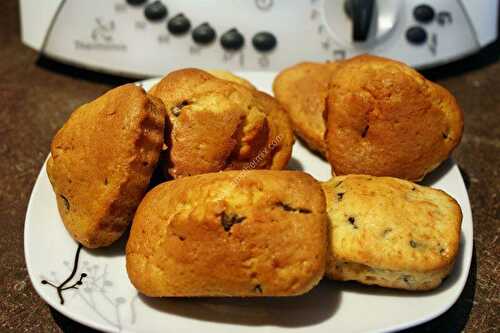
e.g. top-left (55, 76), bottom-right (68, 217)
top-left (0, 1), bottom-right (498, 332)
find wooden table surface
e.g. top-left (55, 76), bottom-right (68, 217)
top-left (0, 1), bottom-right (498, 332)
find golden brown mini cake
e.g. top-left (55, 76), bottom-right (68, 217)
top-left (149, 68), bottom-right (293, 178)
top-left (273, 61), bottom-right (340, 155)
top-left (47, 84), bottom-right (165, 248)
top-left (322, 175), bottom-right (462, 291)
top-left (205, 69), bottom-right (256, 90)
top-left (126, 170), bottom-right (327, 297)
top-left (325, 54), bottom-right (463, 181)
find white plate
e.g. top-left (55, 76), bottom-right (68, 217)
top-left (25, 73), bottom-right (473, 333)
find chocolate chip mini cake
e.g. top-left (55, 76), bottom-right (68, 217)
top-left (321, 175), bottom-right (462, 290)
top-left (325, 54), bottom-right (463, 181)
top-left (47, 84), bottom-right (165, 248)
top-left (126, 170), bottom-right (327, 297)
top-left (149, 69), bottom-right (294, 178)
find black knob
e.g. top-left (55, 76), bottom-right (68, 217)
top-left (413, 4), bottom-right (435, 23)
top-left (144, 1), bottom-right (167, 21)
top-left (192, 23), bottom-right (216, 44)
top-left (406, 26), bottom-right (427, 45)
top-left (126, 0), bottom-right (147, 6)
top-left (221, 28), bottom-right (245, 50)
top-left (252, 32), bottom-right (277, 52)
top-left (168, 14), bottom-right (191, 35)
top-left (344, 0), bottom-right (375, 42)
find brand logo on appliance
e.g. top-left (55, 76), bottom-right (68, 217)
top-left (91, 18), bottom-right (114, 43)
top-left (74, 18), bottom-right (127, 52)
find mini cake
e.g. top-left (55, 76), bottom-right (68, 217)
top-left (149, 69), bottom-right (293, 178)
top-left (325, 54), bottom-right (463, 181)
top-left (47, 84), bottom-right (165, 248)
top-left (322, 175), bottom-right (462, 290)
top-left (126, 170), bottom-right (327, 297)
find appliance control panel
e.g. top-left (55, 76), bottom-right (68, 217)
top-left (20, 0), bottom-right (498, 77)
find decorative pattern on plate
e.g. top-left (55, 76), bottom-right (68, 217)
top-left (40, 242), bottom-right (139, 331)
top-left (41, 244), bottom-right (87, 305)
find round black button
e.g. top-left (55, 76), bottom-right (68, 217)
top-left (220, 28), bottom-right (245, 50)
top-left (192, 23), bottom-right (216, 44)
top-left (168, 14), bottom-right (191, 35)
top-left (126, 0), bottom-right (147, 6)
top-left (413, 4), bottom-right (435, 23)
top-left (144, 1), bottom-right (167, 21)
top-left (252, 32), bottom-right (277, 52)
top-left (406, 26), bottom-right (427, 45)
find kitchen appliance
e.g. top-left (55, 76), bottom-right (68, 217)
top-left (20, 0), bottom-right (499, 77)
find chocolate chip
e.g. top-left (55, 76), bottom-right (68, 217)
top-left (411, 186), bottom-right (416, 191)
top-left (60, 195), bottom-right (70, 211)
top-left (361, 125), bottom-right (369, 138)
top-left (410, 240), bottom-right (417, 248)
top-left (104, 178), bottom-right (108, 185)
top-left (348, 216), bottom-right (357, 229)
top-left (278, 202), bottom-right (294, 211)
top-left (276, 202), bottom-right (311, 214)
top-left (220, 212), bottom-right (246, 232)
top-left (337, 192), bottom-right (345, 201)
top-left (442, 132), bottom-right (448, 139)
top-left (402, 275), bottom-right (412, 284)
top-left (254, 284), bottom-right (263, 293)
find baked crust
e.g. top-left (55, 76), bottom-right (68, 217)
top-left (273, 61), bottom-right (339, 155)
top-left (325, 54), bottom-right (463, 181)
top-left (126, 170), bottom-right (327, 297)
top-left (245, 90), bottom-right (295, 170)
top-left (47, 84), bottom-right (165, 248)
top-left (204, 69), bottom-right (256, 90)
top-left (321, 175), bottom-right (462, 290)
top-left (149, 69), bottom-right (293, 178)
top-left (327, 261), bottom-right (454, 291)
